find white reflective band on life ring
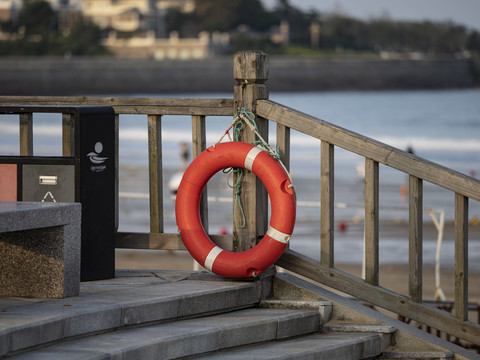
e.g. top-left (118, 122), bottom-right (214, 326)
top-left (266, 226), bottom-right (291, 244)
top-left (204, 246), bottom-right (223, 271)
top-left (244, 146), bottom-right (263, 171)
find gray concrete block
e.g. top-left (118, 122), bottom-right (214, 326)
top-left (159, 326), bottom-right (220, 359)
top-left (63, 304), bottom-right (122, 337)
top-left (0, 202), bottom-right (81, 298)
top-left (276, 310), bottom-right (320, 339)
top-left (9, 316), bottom-right (65, 353)
top-left (218, 318), bottom-right (278, 348)
top-left (213, 308), bottom-right (318, 348)
top-left (179, 282), bottom-right (260, 317)
top-left (195, 332), bottom-right (388, 360)
top-left (259, 299), bottom-right (333, 325)
top-left (122, 296), bottom-right (182, 325)
top-left (380, 350), bottom-right (454, 359)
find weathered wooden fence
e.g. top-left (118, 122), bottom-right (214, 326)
top-left (0, 50), bottom-right (479, 346)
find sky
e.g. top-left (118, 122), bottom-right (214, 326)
top-left (262, 0), bottom-right (480, 31)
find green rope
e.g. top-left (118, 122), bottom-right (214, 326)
top-left (234, 108), bottom-right (281, 160)
top-left (223, 167), bottom-right (246, 229)
top-left (226, 107), bottom-right (282, 229)
top-left (232, 113), bottom-right (245, 142)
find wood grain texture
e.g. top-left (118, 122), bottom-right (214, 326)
top-left (0, 96), bottom-right (234, 116)
top-left (364, 158), bottom-right (379, 286)
top-left (409, 175), bottom-right (423, 303)
top-left (148, 115), bottom-right (163, 233)
top-left (320, 141), bottom-right (334, 267)
top-left (455, 193), bottom-right (469, 321)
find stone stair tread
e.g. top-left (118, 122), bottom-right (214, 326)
top-left (7, 307), bottom-right (321, 360)
top-left (0, 271), bottom-right (262, 357)
top-left (192, 331), bottom-right (391, 359)
top-left (379, 350), bottom-right (455, 359)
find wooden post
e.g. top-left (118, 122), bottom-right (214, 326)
top-left (232, 51), bottom-right (269, 252)
top-left (62, 113), bottom-right (75, 156)
top-left (364, 158), bottom-right (379, 285)
top-left (320, 141), bottom-right (334, 267)
top-left (409, 175), bottom-right (423, 302)
top-left (148, 114), bottom-right (163, 234)
top-left (192, 115), bottom-right (208, 233)
top-left (19, 112), bottom-right (33, 156)
top-left (454, 193), bottom-right (468, 320)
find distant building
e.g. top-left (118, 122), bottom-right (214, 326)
top-left (103, 30), bottom-right (229, 60)
top-left (156, 0), bottom-right (194, 13)
top-left (270, 20), bottom-right (289, 45)
top-left (82, 0), bottom-right (228, 59)
top-left (0, 0), bottom-right (21, 23)
top-left (0, 0), bottom-right (228, 60)
top-left (81, 0), bottom-right (170, 37)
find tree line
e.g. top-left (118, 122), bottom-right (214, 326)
top-left (172, 0), bottom-right (480, 55)
top-left (1, 0), bottom-right (479, 57)
top-left (0, 0), bottom-right (108, 56)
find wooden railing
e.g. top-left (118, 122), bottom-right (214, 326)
top-left (1, 51), bottom-right (479, 347)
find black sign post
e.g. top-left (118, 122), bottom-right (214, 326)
top-left (0, 106), bottom-right (116, 281)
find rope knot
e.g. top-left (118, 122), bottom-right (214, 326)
top-left (215, 108), bottom-right (294, 230)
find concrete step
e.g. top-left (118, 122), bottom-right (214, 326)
top-left (192, 331), bottom-right (393, 359)
top-left (0, 270), bottom-right (262, 357)
top-left (379, 350), bottom-right (455, 359)
top-left (190, 323), bottom-right (395, 359)
top-left (7, 307), bottom-right (322, 359)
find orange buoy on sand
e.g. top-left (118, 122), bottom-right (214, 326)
top-left (175, 142), bottom-right (296, 278)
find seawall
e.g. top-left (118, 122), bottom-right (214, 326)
top-left (0, 56), bottom-right (478, 96)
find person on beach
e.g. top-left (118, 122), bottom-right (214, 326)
top-left (168, 142), bottom-right (191, 195)
top-left (180, 142), bottom-right (190, 171)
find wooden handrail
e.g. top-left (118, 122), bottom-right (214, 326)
top-left (277, 249), bottom-right (480, 345)
top-left (0, 96), bottom-right (234, 116)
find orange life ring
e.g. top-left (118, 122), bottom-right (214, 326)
top-left (175, 142), bottom-right (296, 278)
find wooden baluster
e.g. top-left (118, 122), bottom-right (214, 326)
top-left (192, 115), bottom-right (208, 233)
top-left (454, 193), bottom-right (468, 320)
top-left (19, 112), bottom-right (33, 156)
top-left (276, 123), bottom-right (290, 170)
top-left (321, 141), bottom-right (334, 267)
top-left (364, 158), bottom-right (379, 285)
top-left (276, 123), bottom-right (290, 252)
top-left (114, 114), bottom-right (119, 231)
top-left (62, 113), bottom-right (75, 156)
top-left (232, 50), bottom-right (269, 252)
top-left (409, 175), bottom-right (423, 302)
top-left (148, 114), bottom-right (163, 234)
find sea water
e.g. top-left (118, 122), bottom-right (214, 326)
top-left (1, 89), bottom-right (479, 268)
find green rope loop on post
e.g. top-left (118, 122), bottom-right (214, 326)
top-left (223, 167), bottom-right (246, 229)
top-left (233, 108), bottom-right (281, 160)
top-left (221, 108), bottom-right (291, 231)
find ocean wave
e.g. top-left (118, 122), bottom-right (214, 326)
top-left (117, 129), bottom-right (480, 153)
top-left (376, 136), bottom-right (480, 152)
top-left (2, 122), bottom-right (479, 153)
top-left (288, 134), bottom-right (480, 153)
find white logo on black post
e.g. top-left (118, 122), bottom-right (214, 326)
top-left (87, 142), bottom-right (108, 172)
